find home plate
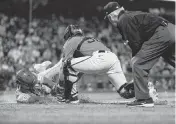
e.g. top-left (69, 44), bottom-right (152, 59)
top-left (89, 100), bottom-right (132, 104)
top-left (100, 100), bottom-right (131, 104)
top-left (86, 99), bottom-right (169, 105)
top-left (155, 100), bottom-right (168, 105)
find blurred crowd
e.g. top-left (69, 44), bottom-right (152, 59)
top-left (0, 13), bottom-right (175, 91)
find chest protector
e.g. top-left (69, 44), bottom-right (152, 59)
top-left (73, 37), bottom-right (97, 58)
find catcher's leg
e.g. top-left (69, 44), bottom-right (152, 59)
top-left (58, 80), bottom-right (79, 103)
top-left (70, 83), bottom-right (79, 103)
top-left (107, 60), bottom-right (135, 99)
top-left (69, 51), bottom-right (126, 89)
top-left (67, 51), bottom-right (134, 99)
top-left (58, 66), bottom-right (80, 103)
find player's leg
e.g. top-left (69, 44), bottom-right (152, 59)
top-left (38, 58), bottom-right (63, 80)
top-left (68, 52), bottom-right (121, 89)
top-left (162, 44), bottom-right (175, 67)
top-left (127, 25), bottom-right (172, 107)
top-left (107, 62), bottom-right (127, 90)
top-left (131, 56), bottom-right (159, 99)
top-left (70, 52), bottom-right (134, 99)
top-left (59, 66), bottom-right (81, 103)
top-left (162, 23), bottom-right (175, 67)
top-left (70, 51), bottom-right (118, 74)
top-left (106, 57), bottom-right (135, 99)
top-left (69, 83), bottom-right (79, 103)
top-left (33, 61), bottom-right (52, 73)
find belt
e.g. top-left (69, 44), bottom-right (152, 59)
top-left (98, 50), bottom-right (111, 53)
top-left (93, 50), bottom-right (110, 55)
top-left (98, 50), bottom-right (106, 53)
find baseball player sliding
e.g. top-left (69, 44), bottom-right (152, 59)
top-left (15, 60), bottom-right (79, 103)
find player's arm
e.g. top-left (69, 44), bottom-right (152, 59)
top-left (38, 58), bottom-right (63, 80)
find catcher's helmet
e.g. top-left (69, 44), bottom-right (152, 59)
top-left (63, 25), bottom-right (83, 41)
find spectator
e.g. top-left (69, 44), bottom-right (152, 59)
top-left (0, 13), bottom-right (174, 91)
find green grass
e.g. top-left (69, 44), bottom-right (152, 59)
top-left (0, 92), bottom-right (175, 124)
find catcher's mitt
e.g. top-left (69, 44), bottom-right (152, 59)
top-left (117, 82), bottom-right (135, 99)
top-left (16, 68), bottom-right (39, 95)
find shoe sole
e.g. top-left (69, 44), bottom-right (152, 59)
top-left (136, 103), bottom-right (154, 107)
top-left (127, 103), bottom-right (154, 107)
top-left (70, 100), bottom-right (80, 104)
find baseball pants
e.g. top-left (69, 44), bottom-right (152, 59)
top-left (131, 23), bottom-right (175, 99)
top-left (70, 50), bottom-right (127, 90)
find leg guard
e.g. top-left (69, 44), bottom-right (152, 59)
top-left (64, 78), bottom-right (73, 100)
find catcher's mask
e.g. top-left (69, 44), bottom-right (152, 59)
top-left (63, 25), bottom-right (83, 41)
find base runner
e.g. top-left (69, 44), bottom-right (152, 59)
top-left (15, 61), bottom-right (79, 103)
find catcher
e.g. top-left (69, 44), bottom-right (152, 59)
top-left (15, 61), bottom-right (79, 104)
top-left (59, 24), bottom-right (135, 101)
top-left (60, 25), bottom-right (159, 102)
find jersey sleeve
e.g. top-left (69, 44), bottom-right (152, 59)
top-left (63, 36), bottom-right (82, 61)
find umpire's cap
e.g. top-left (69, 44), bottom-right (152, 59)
top-left (104, 2), bottom-right (121, 19)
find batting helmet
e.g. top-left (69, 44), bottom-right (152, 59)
top-left (63, 25), bottom-right (83, 41)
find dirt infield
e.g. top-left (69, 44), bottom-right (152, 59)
top-left (0, 92), bottom-right (175, 124)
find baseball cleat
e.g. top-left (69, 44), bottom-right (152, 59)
top-left (148, 81), bottom-right (158, 102)
top-left (66, 95), bottom-right (79, 104)
top-left (126, 97), bottom-right (154, 107)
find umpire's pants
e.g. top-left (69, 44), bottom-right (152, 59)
top-left (131, 23), bottom-right (175, 99)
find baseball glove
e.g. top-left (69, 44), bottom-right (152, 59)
top-left (117, 82), bottom-right (135, 99)
top-left (16, 68), bottom-right (39, 95)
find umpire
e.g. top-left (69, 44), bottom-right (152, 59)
top-left (103, 2), bottom-right (175, 107)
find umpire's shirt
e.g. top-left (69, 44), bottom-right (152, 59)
top-left (63, 36), bottom-right (110, 61)
top-left (117, 11), bottom-right (168, 56)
